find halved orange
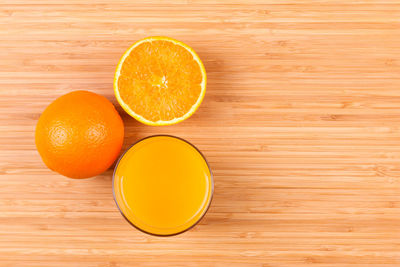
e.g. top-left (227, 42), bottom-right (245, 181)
top-left (114, 36), bottom-right (207, 126)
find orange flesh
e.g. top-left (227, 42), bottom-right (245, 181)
top-left (113, 136), bottom-right (212, 236)
top-left (117, 40), bottom-right (203, 122)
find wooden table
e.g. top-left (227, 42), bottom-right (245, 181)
top-left (1, 1), bottom-right (400, 266)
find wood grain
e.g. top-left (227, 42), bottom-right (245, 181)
top-left (1, 1), bottom-right (400, 266)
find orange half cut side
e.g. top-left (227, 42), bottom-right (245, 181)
top-left (114, 36), bottom-right (207, 126)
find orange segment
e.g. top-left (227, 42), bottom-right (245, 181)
top-left (114, 37), bottom-right (207, 125)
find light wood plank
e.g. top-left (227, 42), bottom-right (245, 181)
top-left (0, 1), bottom-right (400, 266)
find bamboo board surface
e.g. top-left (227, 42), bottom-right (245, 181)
top-left (1, 1), bottom-right (400, 266)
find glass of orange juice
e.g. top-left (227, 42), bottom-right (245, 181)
top-left (113, 135), bottom-right (214, 236)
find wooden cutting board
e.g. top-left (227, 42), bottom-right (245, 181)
top-left (1, 1), bottom-right (399, 266)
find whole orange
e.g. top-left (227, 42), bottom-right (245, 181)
top-left (35, 90), bottom-right (124, 178)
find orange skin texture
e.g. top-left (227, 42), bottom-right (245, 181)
top-left (35, 91), bottom-right (124, 178)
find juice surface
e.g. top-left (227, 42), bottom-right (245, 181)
top-left (113, 136), bottom-right (213, 236)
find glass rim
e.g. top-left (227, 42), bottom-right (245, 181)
top-left (112, 134), bottom-right (214, 237)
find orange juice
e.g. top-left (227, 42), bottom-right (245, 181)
top-left (113, 135), bottom-right (213, 236)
